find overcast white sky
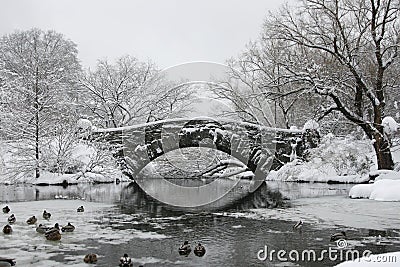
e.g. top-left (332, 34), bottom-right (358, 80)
top-left (0, 0), bottom-right (288, 69)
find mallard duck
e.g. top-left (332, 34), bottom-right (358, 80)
top-left (2, 206), bottom-right (10, 214)
top-left (43, 210), bottom-right (51, 220)
top-left (0, 257), bottom-right (16, 266)
top-left (83, 254), bottom-right (97, 264)
top-left (45, 223), bottom-right (61, 241)
top-left (61, 222), bottom-right (75, 232)
top-left (26, 216), bottom-right (37, 225)
top-left (178, 241), bottom-right (191, 256)
top-left (77, 206), bottom-right (84, 212)
top-left (194, 243), bottom-right (206, 257)
top-left (46, 223), bottom-right (60, 232)
top-left (330, 231), bottom-right (347, 241)
top-left (293, 220), bottom-right (303, 231)
top-left (7, 214), bottom-right (16, 224)
top-left (2, 224), bottom-right (12, 234)
top-left (36, 224), bottom-right (50, 234)
top-left (119, 253), bottom-right (133, 267)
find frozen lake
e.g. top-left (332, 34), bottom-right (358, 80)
top-left (1, 181), bottom-right (400, 266)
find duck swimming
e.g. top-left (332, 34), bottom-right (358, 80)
top-left (178, 241), bottom-right (191, 256)
top-left (36, 224), bottom-right (50, 234)
top-left (83, 254), bottom-right (97, 264)
top-left (2, 206), bottom-right (10, 214)
top-left (2, 225), bottom-right (12, 234)
top-left (330, 231), bottom-right (347, 241)
top-left (7, 214), bottom-right (16, 224)
top-left (194, 243), bottom-right (206, 257)
top-left (26, 216), bottom-right (37, 225)
top-left (119, 253), bottom-right (133, 267)
top-left (45, 223), bottom-right (61, 241)
top-left (61, 222), bottom-right (75, 232)
top-left (293, 220), bottom-right (303, 231)
top-left (43, 210), bottom-right (51, 220)
top-left (0, 257), bottom-right (16, 266)
top-left (77, 206), bottom-right (84, 212)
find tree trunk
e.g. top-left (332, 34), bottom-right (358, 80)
top-left (35, 66), bottom-right (40, 178)
top-left (354, 84), bottom-right (363, 117)
top-left (373, 134), bottom-right (394, 170)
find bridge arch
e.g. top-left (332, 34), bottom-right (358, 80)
top-left (92, 117), bottom-right (317, 187)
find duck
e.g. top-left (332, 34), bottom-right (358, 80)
top-left (43, 210), bottom-right (51, 220)
top-left (45, 223), bottom-right (61, 241)
top-left (2, 225), bottom-right (12, 234)
top-left (178, 240), bottom-right (191, 256)
top-left (36, 224), bottom-right (50, 234)
top-left (26, 216), bottom-right (37, 225)
top-left (330, 231), bottom-right (347, 241)
top-left (293, 220), bottom-right (303, 231)
top-left (7, 214), bottom-right (16, 224)
top-left (77, 206), bottom-right (84, 212)
top-left (61, 222), bottom-right (75, 232)
top-left (119, 253), bottom-right (133, 267)
top-left (2, 206), bottom-right (10, 214)
top-left (83, 254), bottom-right (97, 264)
top-left (0, 257), bottom-right (16, 266)
top-left (194, 243), bottom-right (206, 257)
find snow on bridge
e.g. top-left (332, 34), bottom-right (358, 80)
top-left (90, 117), bottom-right (320, 184)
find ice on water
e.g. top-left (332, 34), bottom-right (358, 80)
top-left (0, 200), bottom-right (169, 266)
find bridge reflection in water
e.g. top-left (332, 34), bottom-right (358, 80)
top-left (130, 178), bottom-right (286, 212)
top-left (0, 180), bottom-right (286, 212)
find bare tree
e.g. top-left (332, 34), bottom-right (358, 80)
top-left (263, 0), bottom-right (400, 169)
top-left (79, 56), bottom-right (194, 127)
top-left (0, 28), bottom-right (81, 178)
top-left (212, 39), bottom-right (326, 128)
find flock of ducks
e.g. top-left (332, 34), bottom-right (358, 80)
top-left (2, 206), bottom-right (79, 242)
top-left (2, 202), bottom-right (350, 266)
top-left (1, 204), bottom-right (206, 266)
top-left (0, 204), bottom-right (110, 266)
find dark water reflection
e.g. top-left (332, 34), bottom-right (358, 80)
top-left (1, 182), bottom-right (400, 266)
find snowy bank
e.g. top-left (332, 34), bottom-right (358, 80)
top-left (267, 161), bottom-right (369, 183)
top-left (0, 140), bottom-right (128, 185)
top-left (335, 251), bottom-right (400, 266)
top-left (349, 178), bottom-right (400, 201)
top-left (266, 135), bottom-right (373, 183)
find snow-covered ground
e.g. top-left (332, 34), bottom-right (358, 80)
top-left (349, 178), bottom-right (400, 201)
top-left (347, 145), bottom-right (400, 201)
top-left (0, 140), bottom-right (127, 185)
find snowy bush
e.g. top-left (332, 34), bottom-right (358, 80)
top-left (306, 134), bottom-right (372, 176)
top-left (382, 116), bottom-right (398, 135)
top-left (266, 134), bottom-right (373, 183)
top-left (303, 119), bottom-right (319, 131)
top-left (77, 118), bottom-right (93, 131)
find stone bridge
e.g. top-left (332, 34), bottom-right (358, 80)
top-left (90, 117), bottom-right (320, 186)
